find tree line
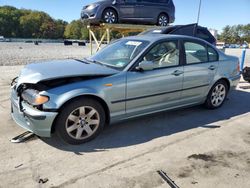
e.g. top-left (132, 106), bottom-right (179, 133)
top-left (0, 6), bottom-right (88, 39)
top-left (0, 6), bottom-right (67, 39)
top-left (218, 24), bottom-right (250, 44)
top-left (1, 6), bottom-right (249, 42)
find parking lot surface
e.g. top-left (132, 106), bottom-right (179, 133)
top-left (0, 46), bottom-right (250, 188)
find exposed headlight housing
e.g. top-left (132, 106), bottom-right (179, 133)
top-left (86, 4), bottom-right (99, 10)
top-left (21, 89), bottom-right (49, 106)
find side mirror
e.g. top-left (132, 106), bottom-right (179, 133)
top-left (136, 61), bottom-right (154, 71)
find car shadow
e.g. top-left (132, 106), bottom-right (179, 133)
top-left (41, 89), bottom-right (250, 152)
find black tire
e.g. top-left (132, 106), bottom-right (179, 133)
top-left (157, 13), bottom-right (169, 26)
top-left (102, 8), bottom-right (118, 24)
top-left (204, 80), bottom-right (229, 109)
top-left (55, 98), bottom-right (106, 145)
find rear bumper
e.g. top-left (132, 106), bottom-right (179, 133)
top-left (229, 74), bottom-right (241, 89)
top-left (11, 89), bottom-right (58, 137)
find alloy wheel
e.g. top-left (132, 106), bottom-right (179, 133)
top-left (104, 11), bottom-right (116, 23)
top-left (158, 15), bottom-right (168, 26)
top-left (211, 84), bottom-right (226, 107)
top-left (65, 106), bottom-right (100, 140)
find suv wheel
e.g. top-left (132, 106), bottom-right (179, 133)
top-left (157, 14), bottom-right (169, 26)
top-left (55, 98), bottom-right (106, 145)
top-left (102, 9), bottom-right (118, 24)
top-left (205, 80), bottom-right (228, 109)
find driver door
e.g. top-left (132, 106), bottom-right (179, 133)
top-left (125, 40), bottom-right (184, 115)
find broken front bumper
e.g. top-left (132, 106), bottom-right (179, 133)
top-left (11, 88), bottom-right (58, 137)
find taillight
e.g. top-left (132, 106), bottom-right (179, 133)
top-left (237, 62), bottom-right (240, 73)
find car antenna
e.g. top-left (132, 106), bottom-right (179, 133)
top-left (197, 0), bottom-right (202, 24)
top-left (193, 0), bottom-right (202, 37)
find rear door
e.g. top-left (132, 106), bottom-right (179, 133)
top-left (125, 40), bottom-right (184, 115)
top-left (137, 0), bottom-right (157, 22)
top-left (181, 40), bottom-right (219, 104)
top-left (118, 0), bottom-right (140, 20)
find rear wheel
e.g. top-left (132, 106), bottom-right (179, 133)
top-left (102, 8), bottom-right (118, 24)
top-left (205, 80), bottom-right (228, 109)
top-left (55, 98), bottom-right (105, 145)
top-left (157, 13), bottom-right (169, 26)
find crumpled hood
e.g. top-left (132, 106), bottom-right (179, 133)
top-left (16, 59), bottom-right (119, 88)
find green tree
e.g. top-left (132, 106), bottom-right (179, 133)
top-left (220, 24), bottom-right (250, 44)
top-left (0, 6), bottom-right (68, 39)
top-left (220, 25), bottom-right (232, 43)
top-left (0, 6), bottom-right (22, 37)
top-left (64, 20), bottom-right (88, 40)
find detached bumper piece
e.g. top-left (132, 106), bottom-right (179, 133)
top-left (11, 131), bottom-right (35, 143)
top-left (157, 170), bottom-right (180, 188)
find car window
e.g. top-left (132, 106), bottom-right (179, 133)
top-left (184, 42), bottom-right (208, 64)
top-left (143, 41), bottom-right (179, 69)
top-left (208, 46), bottom-right (218, 62)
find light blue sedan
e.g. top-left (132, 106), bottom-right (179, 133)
top-left (11, 35), bottom-right (241, 144)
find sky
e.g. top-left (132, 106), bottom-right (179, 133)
top-left (0, 0), bottom-right (249, 32)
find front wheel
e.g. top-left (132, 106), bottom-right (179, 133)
top-left (205, 80), bottom-right (228, 109)
top-left (55, 98), bottom-right (106, 145)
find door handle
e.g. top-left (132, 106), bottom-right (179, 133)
top-left (208, 65), bottom-right (216, 70)
top-left (172, 70), bottom-right (184, 76)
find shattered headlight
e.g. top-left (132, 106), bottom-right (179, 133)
top-left (21, 89), bottom-right (49, 106)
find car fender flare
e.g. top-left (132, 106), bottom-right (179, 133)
top-left (55, 88), bottom-right (108, 109)
top-left (207, 77), bottom-right (230, 95)
top-left (49, 89), bottom-right (111, 133)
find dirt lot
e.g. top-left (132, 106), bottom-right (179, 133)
top-left (0, 42), bottom-right (91, 66)
top-left (0, 45), bottom-right (250, 188)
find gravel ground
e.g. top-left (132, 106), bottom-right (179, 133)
top-left (0, 42), bottom-right (94, 66)
top-left (0, 42), bottom-right (249, 66)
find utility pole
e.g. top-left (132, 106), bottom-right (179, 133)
top-left (197, 0), bottom-right (202, 24)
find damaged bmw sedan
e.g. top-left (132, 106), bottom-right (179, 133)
top-left (11, 35), bottom-right (241, 144)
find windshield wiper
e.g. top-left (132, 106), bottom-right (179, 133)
top-left (84, 58), bottom-right (105, 66)
top-left (84, 58), bottom-right (120, 70)
top-left (74, 59), bottom-right (89, 64)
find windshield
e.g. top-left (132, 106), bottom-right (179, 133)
top-left (88, 39), bottom-right (150, 70)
